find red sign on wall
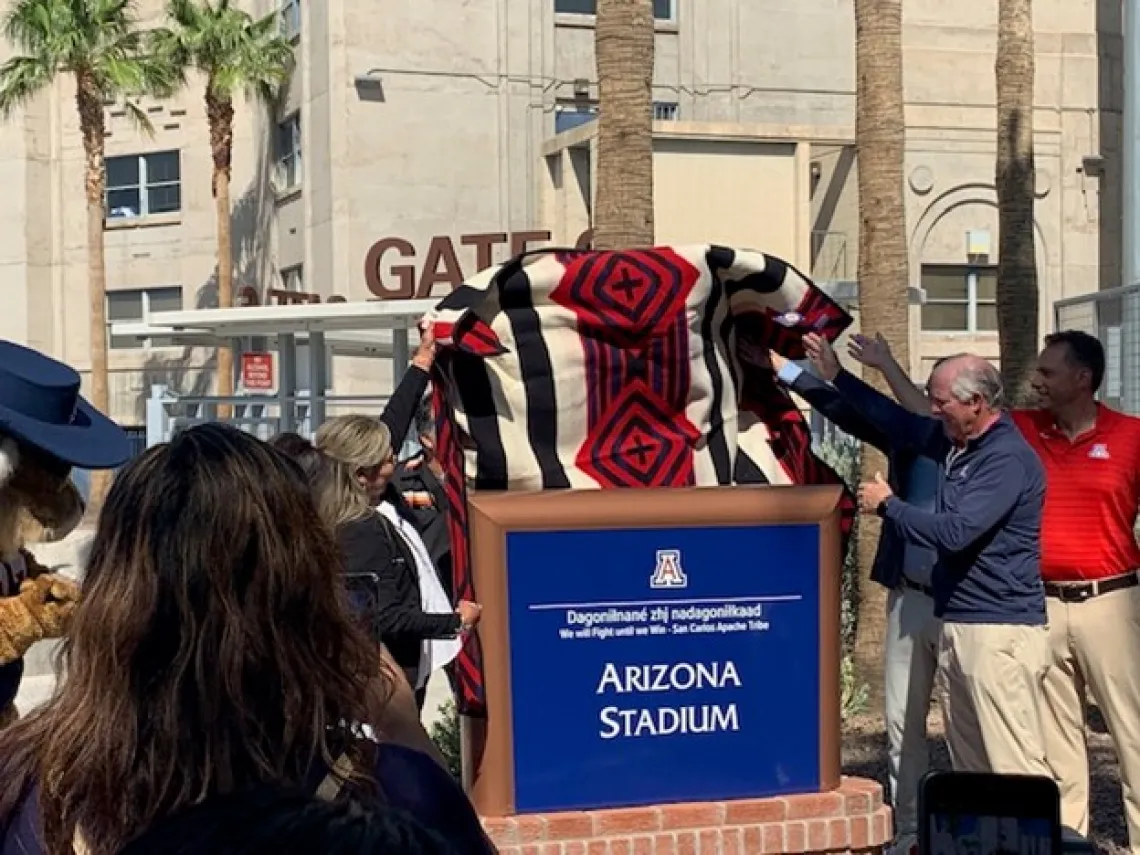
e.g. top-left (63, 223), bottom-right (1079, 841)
top-left (240, 352), bottom-right (275, 391)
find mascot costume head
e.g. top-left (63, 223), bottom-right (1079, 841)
top-left (0, 340), bottom-right (129, 728)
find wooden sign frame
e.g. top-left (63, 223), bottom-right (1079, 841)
top-left (461, 485), bottom-right (844, 817)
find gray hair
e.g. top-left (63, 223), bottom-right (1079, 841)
top-left (945, 355), bottom-right (1005, 410)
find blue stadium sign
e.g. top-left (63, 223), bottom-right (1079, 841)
top-left (505, 523), bottom-right (823, 813)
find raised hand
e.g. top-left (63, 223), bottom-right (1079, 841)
top-left (412, 322), bottom-right (438, 371)
top-left (847, 332), bottom-right (894, 371)
top-left (457, 600), bottom-right (483, 630)
top-left (803, 333), bottom-right (841, 382)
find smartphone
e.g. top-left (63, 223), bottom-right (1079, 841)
top-left (344, 571), bottom-right (384, 645)
top-left (919, 771), bottom-right (1062, 855)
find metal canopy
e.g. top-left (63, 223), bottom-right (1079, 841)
top-left (110, 299), bottom-right (439, 345)
top-left (116, 299), bottom-right (439, 436)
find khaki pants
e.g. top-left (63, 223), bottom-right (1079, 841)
top-left (1041, 584), bottom-right (1140, 853)
top-left (939, 622), bottom-right (1052, 776)
top-left (884, 587), bottom-right (942, 841)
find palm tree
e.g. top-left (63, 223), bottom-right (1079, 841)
top-left (592, 0), bottom-right (655, 250)
top-left (152, 0), bottom-right (293, 404)
top-left (0, 0), bottom-right (174, 507)
top-left (995, 0), bottom-right (1037, 406)
top-left (852, 0), bottom-right (910, 708)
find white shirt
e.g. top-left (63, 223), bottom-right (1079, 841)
top-left (376, 501), bottom-right (461, 689)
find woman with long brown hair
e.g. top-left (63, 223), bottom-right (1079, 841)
top-left (268, 433), bottom-right (450, 768)
top-left (0, 425), bottom-right (490, 855)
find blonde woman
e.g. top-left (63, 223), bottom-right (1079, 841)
top-left (314, 327), bottom-right (482, 705)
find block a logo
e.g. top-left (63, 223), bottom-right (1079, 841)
top-left (650, 549), bottom-right (689, 589)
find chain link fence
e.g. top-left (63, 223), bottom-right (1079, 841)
top-left (1054, 284), bottom-right (1140, 415)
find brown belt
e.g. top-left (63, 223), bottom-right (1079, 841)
top-left (1044, 572), bottom-right (1139, 603)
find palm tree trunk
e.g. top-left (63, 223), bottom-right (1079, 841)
top-left (996, 0), bottom-right (1038, 406)
top-left (853, 0), bottom-right (910, 713)
top-left (593, 0), bottom-right (655, 250)
top-left (76, 75), bottom-right (112, 510)
top-left (208, 91), bottom-right (236, 414)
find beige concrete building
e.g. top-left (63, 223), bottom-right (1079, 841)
top-left (0, 0), bottom-right (1122, 426)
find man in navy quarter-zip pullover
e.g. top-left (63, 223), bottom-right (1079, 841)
top-left (765, 347), bottom-right (942, 855)
top-left (805, 335), bottom-right (1050, 778)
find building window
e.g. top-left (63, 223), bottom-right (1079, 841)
top-left (275, 114), bottom-right (302, 191)
top-left (107, 286), bottom-right (183, 349)
top-left (920, 265), bottom-right (998, 333)
top-left (280, 0), bottom-right (300, 39)
top-left (555, 0), bottom-right (674, 19)
top-left (105, 151), bottom-right (181, 220)
top-left (555, 102), bottom-right (598, 134)
top-left (554, 100), bottom-right (679, 134)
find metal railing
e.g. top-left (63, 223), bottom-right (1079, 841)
top-left (144, 385), bottom-right (395, 447)
top-left (1054, 283), bottom-right (1140, 415)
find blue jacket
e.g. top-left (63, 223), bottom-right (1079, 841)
top-left (777, 364), bottom-right (939, 591)
top-left (832, 370), bottom-right (1047, 625)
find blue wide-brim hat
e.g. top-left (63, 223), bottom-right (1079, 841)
top-left (0, 340), bottom-right (130, 470)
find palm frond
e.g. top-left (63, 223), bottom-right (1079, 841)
top-left (120, 98), bottom-right (155, 136)
top-left (147, 27), bottom-right (191, 88)
top-left (3, 0), bottom-right (64, 55)
top-left (166, 0), bottom-right (204, 30)
top-left (135, 48), bottom-right (182, 99)
top-left (0, 54), bottom-right (56, 117)
top-left (90, 20), bottom-right (181, 100)
top-left (163, 0), bottom-right (294, 104)
top-left (3, 0), bottom-right (177, 107)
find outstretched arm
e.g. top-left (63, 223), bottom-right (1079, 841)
top-left (847, 333), bottom-right (931, 415)
top-left (804, 333), bottom-right (946, 460)
top-left (769, 356), bottom-right (891, 453)
top-left (380, 325), bottom-right (436, 449)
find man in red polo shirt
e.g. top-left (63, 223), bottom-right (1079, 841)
top-left (847, 329), bottom-right (1140, 852)
top-left (1013, 330), bottom-right (1140, 850)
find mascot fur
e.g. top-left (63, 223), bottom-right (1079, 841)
top-left (0, 340), bottom-right (129, 728)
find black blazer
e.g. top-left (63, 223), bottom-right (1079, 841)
top-left (337, 365), bottom-right (461, 676)
top-left (338, 513), bottom-right (461, 676)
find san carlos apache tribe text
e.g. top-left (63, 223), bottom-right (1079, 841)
top-left (595, 661), bottom-right (742, 740)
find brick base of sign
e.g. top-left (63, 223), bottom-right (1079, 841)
top-left (482, 777), bottom-right (893, 855)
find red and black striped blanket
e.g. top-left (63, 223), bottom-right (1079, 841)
top-left (426, 244), bottom-right (855, 716)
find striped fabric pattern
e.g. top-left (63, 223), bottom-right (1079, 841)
top-left (426, 244), bottom-right (855, 716)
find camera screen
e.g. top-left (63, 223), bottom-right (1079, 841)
top-left (928, 814), bottom-right (1054, 855)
